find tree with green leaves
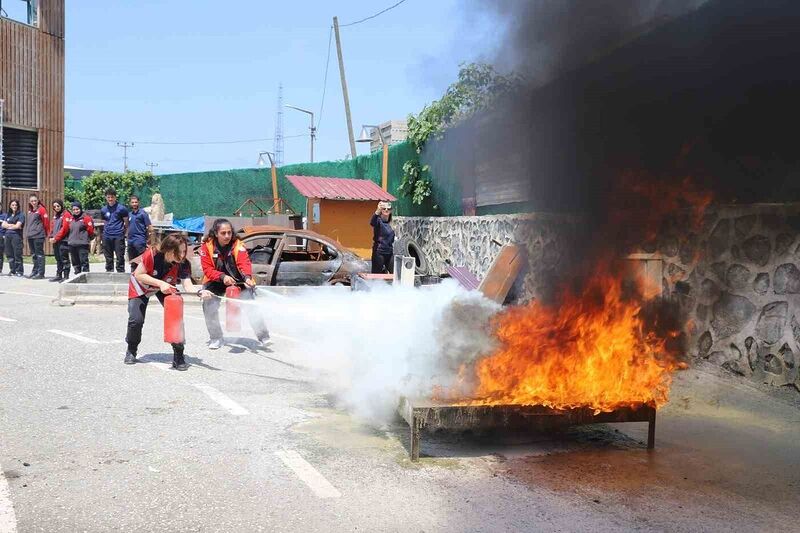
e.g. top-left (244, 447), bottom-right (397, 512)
top-left (76, 171), bottom-right (158, 209)
top-left (400, 63), bottom-right (523, 205)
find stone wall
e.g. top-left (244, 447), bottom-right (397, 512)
top-left (395, 205), bottom-right (800, 391)
top-left (393, 214), bottom-right (577, 303)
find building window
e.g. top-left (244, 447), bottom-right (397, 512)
top-left (2, 127), bottom-right (39, 189)
top-left (0, 0), bottom-right (38, 27)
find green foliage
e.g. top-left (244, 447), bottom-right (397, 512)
top-left (79, 171), bottom-right (158, 209)
top-left (63, 171), bottom-right (84, 204)
top-left (400, 63), bottom-right (523, 204)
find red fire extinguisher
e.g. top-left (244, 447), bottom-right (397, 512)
top-left (226, 285), bottom-right (241, 332)
top-left (163, 292), bottom-right (185, 343)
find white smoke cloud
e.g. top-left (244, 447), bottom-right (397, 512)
top-left (255, 280), bottom-right (500, 424)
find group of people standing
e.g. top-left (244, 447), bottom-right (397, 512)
top-left (0, 188), bottom-right (153, 281)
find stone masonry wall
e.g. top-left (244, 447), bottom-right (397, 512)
top-left (395, 205), bottom-right (800, 391)
top-left (393, 214), bottom-right (577, 303)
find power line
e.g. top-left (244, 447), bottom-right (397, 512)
top-left (66, 134), bottom-right (306, 145)
top-left (340, 0), bottom-right (409, 27)
top-left (317, 25), bottom-right (333, 131)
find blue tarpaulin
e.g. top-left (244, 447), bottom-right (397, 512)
top-left (172, 216), bottom-right (205, 234)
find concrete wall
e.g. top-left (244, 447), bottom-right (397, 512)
top-left (395, 205), bottom-right (800, 391)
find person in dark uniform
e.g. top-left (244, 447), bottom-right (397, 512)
top-left (125, 234), bottom-right (203, 370)
top-left (54, 201), bottom-right (95, 275)
top-left (0, 206), bottom-right (6, 275)
top-left (2, 199), bottom-right (25, 277)
top-left (199, 218), bottom-right (270, 350)
top-left (25, 194), bottom-right (50, 279)
top-left (126, 195), bottom-right (152, 270)
top-left (101, 188), bottom-right (129, 273)
top-left (48, 199), bottom-right (72, 282)
top-left (370, 201), bottom-right (395, 274)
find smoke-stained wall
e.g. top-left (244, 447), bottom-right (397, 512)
top-left (395, 205), bottom-right (800, 392)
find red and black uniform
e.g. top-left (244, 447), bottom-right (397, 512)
top-left (50, 202), bottom-right (72, 280)
top-left (25, 205), bottom-right (50, 278)
top-left (54, 206), bottom-right (95, 273)
top-left (126, 247), bottom-right (191, 357)
top-left (199, 239), bottom-right (269, 342)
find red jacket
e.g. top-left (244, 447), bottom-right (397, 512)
top-left (199, 239), bottom-right (252, 283)
top-left (54, 213), bottom-right (95, 243)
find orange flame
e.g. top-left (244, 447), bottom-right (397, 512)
top-left (438, 176), bottom-right (712, 413)
top-left (459, 263), bottom-right (681, 412)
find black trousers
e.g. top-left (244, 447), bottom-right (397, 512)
top-left (0, 237), bottom-right (4, 273)
top-left (53, 242), bottom-right (70, 277)
top-left (27, 237), bottom-right (45, 277)
top-left (69, 244), bottom-right (90, 273)
top-left (202, 287), bottom-right (269, 341)
top-left (126, 293), bottom-right (184, 356)
top-left (4, 234), bottom-right (23, 275)
top-left (127, 242), bottom-right (147, 272)
top-left (371, 249), bottom-right (394, 274)
top-left (104, 236), bottom-right (126, 273)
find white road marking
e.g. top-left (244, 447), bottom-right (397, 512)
top-left (0, 317), bottom-right (17, 322)
top-left (47, 330), bottom-right (124, 345)
top-left (0, 463), bottom-right (17, 533)
top-left (0, 290), bottom-right (53, 299)
top-left (192, 383), bottom-right (249, 416)
top-left (275, 450), bottom-right (342, 499)
top-left (145, 362), bottom-right (172, 372)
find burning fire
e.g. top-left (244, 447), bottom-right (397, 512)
top-left (462, 262), bottom-right (682, 412)
top-left (438, 175), bottom-right (711, 413)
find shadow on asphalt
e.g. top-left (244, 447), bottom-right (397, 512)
top-left (138, 352), bottom-right (312, 385)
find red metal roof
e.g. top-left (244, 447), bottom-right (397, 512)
top-left (286, 175), bottom-right (396, 201)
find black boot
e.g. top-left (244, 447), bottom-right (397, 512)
top-left (49, 274), bottom-right (63, 282)
top-left (172, 352), bottom-right (188, 371)
top-left (124, 350), bottom-right (137, 364)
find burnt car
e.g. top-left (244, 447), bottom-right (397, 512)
top-left (190, 225), bottom-right (371, 286)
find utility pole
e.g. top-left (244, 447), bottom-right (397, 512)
top-left (333, 16), bottom-right (357, 159)
top-left (286, 105), bottom-right (316, 163)
top-left (117, 142), bottom-right (134, 172)
top-left (145, 162), bottom-right (158, 173)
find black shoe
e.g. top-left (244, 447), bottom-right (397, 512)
top-left (32, 275), bottom-right (45, 280)
top-left (124, 351), bottom-right (137, 364)
top-left (49, 276), bottom-right (63, 282)
top-left (172, 354), bottom-right (188, 371)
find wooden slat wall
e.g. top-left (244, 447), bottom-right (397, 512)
top-left (0, 1), bottom-right (65, 254)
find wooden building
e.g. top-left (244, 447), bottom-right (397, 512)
top-left (0, 0), bottom-right (65, 251)
top-left (286, 175), bottom-right (396, 259)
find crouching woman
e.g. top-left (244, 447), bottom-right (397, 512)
top-left (199, 218), bottom-right (270, 350)
top-left (124, 234), bottom-right (207, 370)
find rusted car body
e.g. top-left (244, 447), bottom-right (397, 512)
top-left (190, 225), bottom-right (370, 286)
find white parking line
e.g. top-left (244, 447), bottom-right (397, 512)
top-left (48, 330), bottom-right (124, 345)
top-left (192, 383), bottom-right (249, 416)
top-left (0, 317), bottom-right (17, 322)
top-left (275, 450), bottom-right (342, 499)
top-left (0, 463), bottom-right (17, 533)
top-left (0, 290), bottom-right (53, 299)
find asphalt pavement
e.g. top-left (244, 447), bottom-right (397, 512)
top-left (0, 263), bottom-right (798, 532)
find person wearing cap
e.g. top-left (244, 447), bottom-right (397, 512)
top-left (126, 195), bottom-right (152, 270)
top-left (48, 199), bottom-right (72, 282)
top-left (54, 201), bottom-right (95, 275)
top-left (370, 201), bottom-right (396, 274)
top-left (100, 188), bottom-right (129, 273)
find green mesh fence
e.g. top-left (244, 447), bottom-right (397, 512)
top-left (143, 141), bottom-right (464, 220)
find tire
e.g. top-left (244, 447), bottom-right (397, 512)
top-left (393, 236), bottom-right (429, 275)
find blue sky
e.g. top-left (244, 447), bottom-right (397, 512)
top-left (64, 0), bottom-right (501, 174)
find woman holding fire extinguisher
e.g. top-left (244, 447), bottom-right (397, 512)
top-left (124, 234), bottom-right (207, 370)
top-left (199, 218), bottom-right (271, 350)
